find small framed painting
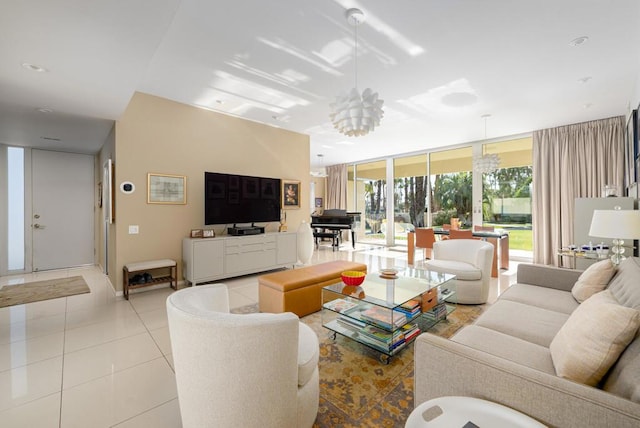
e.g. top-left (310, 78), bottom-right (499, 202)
top-left (190, 229), bottom-right (203, 238)
top-left (148, 173), bottom-right (187, 204)
top-left (282, 180), bottom-right (300, 209)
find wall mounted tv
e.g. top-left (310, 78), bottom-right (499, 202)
top-left (204, 172), bottom-right (281, 225)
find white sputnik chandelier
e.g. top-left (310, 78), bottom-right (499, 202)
top-left (329, 8), bottom-right (384, 137)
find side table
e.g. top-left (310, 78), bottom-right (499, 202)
top-left (405, 396), bottom-right (546, 428)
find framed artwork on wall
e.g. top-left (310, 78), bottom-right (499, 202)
top-left (282, 179), bottom-right (300, 209)
top-left (148, 173), bottom-right (187, 204)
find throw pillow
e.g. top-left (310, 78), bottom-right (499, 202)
top-left (550, 290), bottom-right (640, 386)
top-left (571, 259), bottom-right (616, 303)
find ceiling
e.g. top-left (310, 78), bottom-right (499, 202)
top-left (2, 0), bottom-right (639, 168)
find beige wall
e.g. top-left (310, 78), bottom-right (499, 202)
top-left (111, 92), bottom-right (310, 292)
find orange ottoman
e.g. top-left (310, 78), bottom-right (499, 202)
top-left (258, 260), bottom-right (367, 317)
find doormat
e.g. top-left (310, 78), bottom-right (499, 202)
top-left (0, 276), bottom-right (90, 308)
top-left (230, 302), bottom-right (487, 427)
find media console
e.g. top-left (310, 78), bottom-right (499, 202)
top-left (182, 232), bottom-right (297, 286)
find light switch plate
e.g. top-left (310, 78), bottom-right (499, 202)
top-left (128, 225), bottom-right (139, 234)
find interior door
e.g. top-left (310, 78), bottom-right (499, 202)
top-left (32, 149), bottom-right (94, 271)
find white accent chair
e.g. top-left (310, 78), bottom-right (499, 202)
top-left (166, 284), bottom-right (319, 428)
top-left (424, 239), bottom-right (494, 304)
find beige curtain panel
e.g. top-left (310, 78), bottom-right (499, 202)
top-left (532, 116), bottom-right (625, 265)
top-left (326, 163), bottom-right (348, 210)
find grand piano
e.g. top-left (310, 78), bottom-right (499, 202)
top-left (311, 209), bottom-right (361, 250)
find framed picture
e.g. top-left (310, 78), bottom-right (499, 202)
top-left (315, 197), bottom-right (323, 208)
top-left (148, 173), bottom-right (187, 204)
top-left (282, 179), bottom-right (300, 209)
top-left (190, 229), bottom-right (203, 238)
top-left (625, 111), bottom-right (636, 191)
top-left (203, 229), bottom-right (216, 238)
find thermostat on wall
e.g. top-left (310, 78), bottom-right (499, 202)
top-left (120, 181), bottom-right (135, 194)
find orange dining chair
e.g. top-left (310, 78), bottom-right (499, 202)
top-left (448, 229), bottom-right (474, 239)
top-left (414, 227), bottom-right (436, 260)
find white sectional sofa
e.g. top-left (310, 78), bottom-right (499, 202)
top-left (414, 258), bottom-right (640, 427)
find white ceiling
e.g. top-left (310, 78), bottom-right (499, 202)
top-left (2, 0), bottom-right (639, 168)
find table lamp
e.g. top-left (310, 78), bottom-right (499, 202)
top-left (588, 207), bottom-right (640, 265)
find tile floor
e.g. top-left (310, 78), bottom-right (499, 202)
top-left (0, 243), bottom-right (521, 427)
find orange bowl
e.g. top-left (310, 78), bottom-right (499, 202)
top-left (341, 270), bottom-right (365, 286)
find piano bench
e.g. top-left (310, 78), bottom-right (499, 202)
top-left (258, 260), bottom-right (367, 317)
top-left (313, 231), bottom-right (340, 250)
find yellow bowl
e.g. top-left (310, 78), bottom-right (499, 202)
top-left (341, 270), bottom-right (365, 286)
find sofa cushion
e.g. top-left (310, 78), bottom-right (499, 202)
top-left (571, 259), bottom-right (616, 303)
top-left (602, 330), bottom-right (640, 403)
top-left (499, 283), bottom-right (579, 315)
top-left (297, 322), bottom-right (319, 386)
top-left (424, 260), bottom-right (482, 281)
top-left (452, 325), bottom-right (556, 375)
top-left (474, 300), bottom-right (569, 347)
top-left (550, 290), bottom-right (640, 387)
top-left (607, 257), bottom-right (640, 310)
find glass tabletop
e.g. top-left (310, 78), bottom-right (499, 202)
top-left (324, 267), bottom-right (455, 309)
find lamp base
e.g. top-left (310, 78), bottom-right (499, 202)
top-left (610, 238), bottom-right (626, 266)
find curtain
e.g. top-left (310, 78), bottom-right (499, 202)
top-left (326, 164), bottom-right (348, 209)
top-left (532, 116), bottom-right (625, 265)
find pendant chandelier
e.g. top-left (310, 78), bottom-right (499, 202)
top-left (472, 114), bottom-right (501, 173)
top-left (329, 8), bottom-right (384, 137)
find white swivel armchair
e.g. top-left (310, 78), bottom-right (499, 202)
top-left (424, 239), bottom-right (494, 304)
top-left (166, 284), bottom-right (319, 428)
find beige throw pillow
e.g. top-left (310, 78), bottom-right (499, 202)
top-left (550, 290), bottom-right (640, 386)
top-left (571, 259), bottom-right (616, 303)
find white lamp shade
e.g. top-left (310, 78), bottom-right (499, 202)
top-left (589, 210), bottom-right (640, 240)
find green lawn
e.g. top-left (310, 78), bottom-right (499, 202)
top-left (504, 229), bottom-right (533, 251)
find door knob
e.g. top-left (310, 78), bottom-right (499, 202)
top-left (33, 223), bottom-right (45, 229)
top-left (34, 214), bottom-right (40, 219)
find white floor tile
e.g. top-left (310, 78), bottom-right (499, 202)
top-left (0, 298), bottom-right (67, 324)
top-left (63, 333), bottom-right (163, 389)
top-left (137, 307), bottom-right (168, 331)
top-left (0, 356), bottom-right (63, 412)
top-left (0, 313), bottom-right (66, 345)
top-left (0, 332), bottom-right (64, 372)
top-left (0, 392), bottom-right (61, 428)
top-left (61, 358), bottom-right (177, 428)
top-left (128, 288), bottom-right (174, 314)
top-left (149, 326), bottom-right (172, 356)
top-left (227, 290), bottom-right (254, 310)
top-left (64, 299), bottom-right (136, 330)
top-left (64, 311), bottom-right (147, 353)
top-left (112, 398), bottom-right (182, 428)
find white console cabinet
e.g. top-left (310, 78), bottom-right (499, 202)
top-left (182, 232), bottom-right (297, 285)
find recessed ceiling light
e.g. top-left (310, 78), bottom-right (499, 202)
top-left (569, 36), bottom-right (589, 47)
top-left (480, 114), bottom-right (492, 119)
top-left (22, 62), bottom-right (49, 72)
top-left (215, 99), bottom-right (225, 104)
top-left (40, 136), bottom-right (61, 141)
top-left (577, 76), bottom-right (592, 84)
top-left (35, 107), bottom-right (53, 114)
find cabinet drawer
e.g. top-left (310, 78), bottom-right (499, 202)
top-left (421, 288), bottom-right (438, 312)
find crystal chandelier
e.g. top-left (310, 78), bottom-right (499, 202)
top-left (329, 8), bottom-right (384, 137)
top-left (473, 153), bottom-right (500, 173)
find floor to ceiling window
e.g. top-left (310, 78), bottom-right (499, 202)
top-left (352, 160), bottom-right (387, 245)
top-left (393, 154), bottom-right (428, 246)
top-left (481, 137), bottom-right (533, 256)
top-left (430, 147), bottom-right (473, 227)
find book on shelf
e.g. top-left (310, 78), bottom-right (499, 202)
top-left (337, 315), bottom-right (366, 329)
top-left (400, 299), bottom-right (421, 311)
top-left (361, 306), bottom-right (407, 330)
top-left (323, 298), bottom-right (359, 314)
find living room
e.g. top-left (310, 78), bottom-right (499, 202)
top-left (2, 1), bottom-right (640, 427)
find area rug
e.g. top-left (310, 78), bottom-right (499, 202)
top-left (231, 302), bottom-right (487, 427)
top-left (0, 276), bottom-right (90, 308)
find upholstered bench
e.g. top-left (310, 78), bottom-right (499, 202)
top-left (123, 259), bottom-right (177, 300)
top-left (258, 260), bottom-right (367, 317)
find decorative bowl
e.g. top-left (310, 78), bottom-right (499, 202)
top-left (341, 270), bottom-right (366, 286)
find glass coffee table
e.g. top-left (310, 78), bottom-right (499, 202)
top-left (322, 267), bottom-right (456, 363)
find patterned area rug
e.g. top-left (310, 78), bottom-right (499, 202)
top-left (0, 276), bottom-right (90, 308)
top-left (231, 302), bottom-right (487, 427)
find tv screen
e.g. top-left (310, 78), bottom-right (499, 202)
top-left (204, 172), bottom-right (281, 225)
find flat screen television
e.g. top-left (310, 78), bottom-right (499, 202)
top-left (204, 172), bottom-right (281, 225)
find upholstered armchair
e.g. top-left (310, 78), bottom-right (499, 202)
top-left (424, 239), bottom-right (494, 304)
top-left (166, 284), bottom-right (320, 428)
